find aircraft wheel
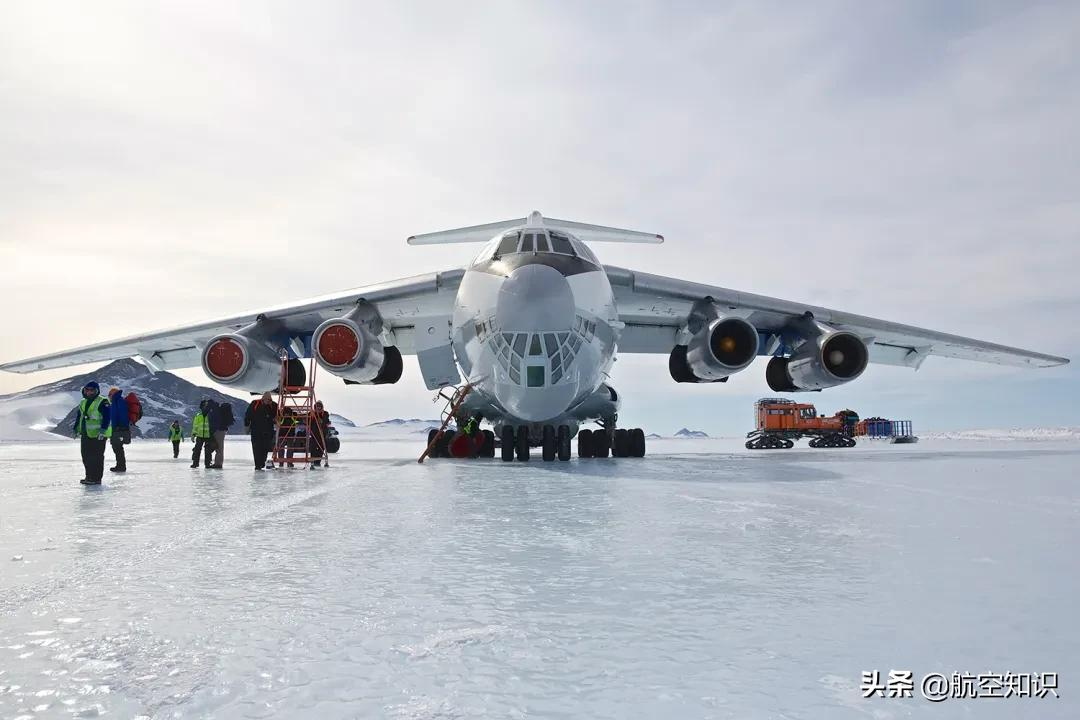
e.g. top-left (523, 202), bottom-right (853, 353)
top-left (481, 430), bottom-right (496, 457)
top-left (542, 425), bottom-right (556, 462)
top-left (577, 429), bottom-right (594, 458)
top-left (808, 437), bottom-right (822, 449)
top-left (612, 428), bottom-right (630, 457)
top-left (501, 426), bottom-right (515, 462)
top-left (516, 425), bottom-right (531, 461)
top-left (427, 429), bottom-right (440, 459)
top-left (594, 430), bottom-right (611, 458)
top-left (557, 425), bottom-right (571, 461)
top-left (783, 439), bottom-right (794, 449)
top-left (630, 428), bottom-right (646, 458)
top-left (435, 432), bottom-right (451, 458)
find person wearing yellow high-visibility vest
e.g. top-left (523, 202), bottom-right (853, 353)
top-left (168, 421), bottom-right (184, 458)
top-left (72, 381), bottom-right (111, 485)
top-left (190, 399), bottom-right (214, 469)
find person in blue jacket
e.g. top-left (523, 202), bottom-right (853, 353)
top-left (72, 381), bottom-right (111, 485)
top-left (107, 387), bottom-right (130, 473)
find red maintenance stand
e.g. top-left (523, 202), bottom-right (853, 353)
top-left (271, 352), bottom-right (329, 468)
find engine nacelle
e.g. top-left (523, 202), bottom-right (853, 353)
top-left (312, 315), bottom-right (402, 385)
top-left (766, 330), bottom-right (869, 392)
top-left (202, 333), bottom-right (286, 393)
top-left (670, 310), bottom-right (759, 383)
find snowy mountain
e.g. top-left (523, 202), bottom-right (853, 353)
top-left (674, 428), bottom-right (710, 439)
top-left (0, 359), bottom-right (355, 440)
top-left (329, 413), bottom-right (356, 428)
top-left (357, 419), bottom-right (443, 436)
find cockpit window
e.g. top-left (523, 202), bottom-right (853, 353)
top-left (527, 366), bottom-right (545, 387)
top-left (520, 233), bottom-right (534, 253)
top-left (529, 334), bottom-right (543, 356)
top-left (496, 232), bottom-right (519, 257)
top-left (571, 239), bottom-right (598, 264)
top-left (549, 232), bottom-right (573, 255)
top-left (535, 232), bottom-right (550, 252)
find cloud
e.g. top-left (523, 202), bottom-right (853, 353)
top-left (1, 1), bottom-right (1076, 433)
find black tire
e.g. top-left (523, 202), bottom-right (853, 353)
top-left (612, 428), bottom-right (629, 457)
top-left (594, 430), bottom-right (611, 458)
top-left (437, 432), bottom-right (452, 458)
top-left (501, 426), bottom-right (515, 462)
top-left (557, 425), bottom-right (571, 461)
top-left (541, 425), bottom-right (556, 462)
top-left (327, 436), bottom-right (341, 454)
top-left (516, 425), bottom-right (531, 461)
top-left (577, 429), bottom-right (594, 458)
top-left (481, 430), bottom-right (496, 457)
top-left (629, 428), bottom-right (645, 458)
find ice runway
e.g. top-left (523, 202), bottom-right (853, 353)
top-left (1, 438), bottom-right (1078, 719)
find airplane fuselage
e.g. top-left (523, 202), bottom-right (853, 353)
top-left (450, 224), bottom-right (621, 431)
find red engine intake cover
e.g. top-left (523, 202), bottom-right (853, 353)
top-left (318, 323), bottom-right (360, 367)
top-left (205, 337), bottom-right (245, 379)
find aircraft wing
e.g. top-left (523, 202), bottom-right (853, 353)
top-left (0, 269), bottom-right (465, 374)
top-left (605, 266), bottom-right (1069, 369)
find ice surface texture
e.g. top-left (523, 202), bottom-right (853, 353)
top-left (0, 439), bottom-right (1077, 719)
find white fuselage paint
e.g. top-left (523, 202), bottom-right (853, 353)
top-left (450, 228), bottom-right (619, 426)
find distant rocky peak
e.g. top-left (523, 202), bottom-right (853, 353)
top-left (674, 428), bottom-right (709, 438)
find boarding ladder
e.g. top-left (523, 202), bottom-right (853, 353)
top-left (417, 383), bottom-right (473, 464)
top-left (271, 351), bottom-right (329, 468)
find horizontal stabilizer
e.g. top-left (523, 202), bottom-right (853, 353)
top-left (545, 217), bottom-right (664, 244)
top-left (407, 218), bottom-right (527, 245)
top-left (407, 211), bottom-right (664, 245)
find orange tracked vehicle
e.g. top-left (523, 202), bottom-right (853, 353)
top-left (745, 398), bottom-right (859, 449)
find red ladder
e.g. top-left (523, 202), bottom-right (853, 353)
top-left (417, 384), bottom-right (473, 464)
top-left (271, 352), bottom-right (329, 468)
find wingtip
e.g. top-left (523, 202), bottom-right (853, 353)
top-left (406, 236), bottom-right (417, 245)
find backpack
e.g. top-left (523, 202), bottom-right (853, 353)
top-left (220, 404), bottom-right (235, 428)
top-left (126, 392), bottom-right (143, 424)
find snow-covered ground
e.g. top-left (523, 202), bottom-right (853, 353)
top-left (1, 435), bottom-right (1077, 719)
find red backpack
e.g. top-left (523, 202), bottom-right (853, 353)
top-left (126, 392), bottom-right (143, 425)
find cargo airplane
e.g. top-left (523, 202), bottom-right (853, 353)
top-left (2, 212), bottom-right (1069, 461)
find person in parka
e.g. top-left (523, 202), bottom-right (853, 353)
top-left (107, 386), bottom-right (130, 473)
top-left (168, 420), bottom-right (184, 458)
top-left (244, 392), bottom-right (278, 470)
top-left (73, 381), bottom-right (111, 485)
top-left (210, 401), bottom-right (234, 469)
top-left (190, 400), bottom-right (214, 469)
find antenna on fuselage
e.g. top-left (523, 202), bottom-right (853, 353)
top-left (406, 211), bottom-right (664, 245)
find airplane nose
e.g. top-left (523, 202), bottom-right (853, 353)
top-left (495, 263), bottom-right (576, 331)
top-left (492, 262), bottom-right (579, 422)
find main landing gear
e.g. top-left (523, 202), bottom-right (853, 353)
top-left (493, 425), bottom-right (648, 462)
top-left (576, 427), bottom-right (646, 459)
top-left (426, 427), bottom-right (496, 459)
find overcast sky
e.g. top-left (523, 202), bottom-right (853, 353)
top-left (1, 0), bottom-right (1077, 434)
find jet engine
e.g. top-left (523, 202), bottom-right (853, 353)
top-left (670, 304), bottom-right (759, 383)
top-left (312, 308), bottom-right (402, 385)
top-left (766, 330), bottom-right (868, 392)
top-left (202, 333), bottom-right (290, 393)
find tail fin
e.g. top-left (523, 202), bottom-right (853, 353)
top-left (407, 211), bottom-right (664, 245)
